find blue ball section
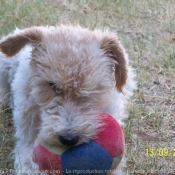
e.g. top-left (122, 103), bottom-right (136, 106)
top-left (61, 141), bottom-right (113, 175)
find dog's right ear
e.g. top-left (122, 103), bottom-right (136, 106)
top-left (0, 28), bottom-right (43, 57)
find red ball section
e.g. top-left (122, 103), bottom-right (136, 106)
top-left (33, 144), bottom-right (63, 175)
top-left (94, 113), bottom-right (125, 158)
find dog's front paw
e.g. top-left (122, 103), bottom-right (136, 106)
top-left (22, 157), bottom-right (41, 175)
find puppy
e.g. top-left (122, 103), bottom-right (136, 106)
top-left (0, 25), bottom-right (136, 174)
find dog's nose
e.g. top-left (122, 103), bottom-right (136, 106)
top-left (59, 135), bottom-right (79, 146)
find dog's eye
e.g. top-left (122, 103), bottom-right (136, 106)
top-left (49, 82), bottom-right (55, 87)
top-left (49, 82), bottom-right (62, 94)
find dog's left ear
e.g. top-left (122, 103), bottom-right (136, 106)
top-left (0, 27), bottom-right (43, 57)
top-left (100, 35), bottom-right (128, 93)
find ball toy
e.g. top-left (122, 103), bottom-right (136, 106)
top-left (33, 113), bottom-right (125, 175)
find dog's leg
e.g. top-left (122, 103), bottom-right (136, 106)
top-left (0, 53), bottom-right (40, 174)
top-left (10, 58), bottom-right (41, 174)
top-left (0, 56), bottom-right (41, 174)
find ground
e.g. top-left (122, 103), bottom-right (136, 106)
top-left (0, 0), bottom-right (175, 174)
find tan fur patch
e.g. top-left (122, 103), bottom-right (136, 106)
top-left (0, 28), bottom-right (42, 57)
top-left (100, 36), bottom-right (128, 93)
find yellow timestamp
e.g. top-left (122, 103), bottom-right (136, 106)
top-left (145, 148), bottom-right (175, 157)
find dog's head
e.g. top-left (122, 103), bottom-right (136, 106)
top-left (0, 25), bottom-right (128, 146)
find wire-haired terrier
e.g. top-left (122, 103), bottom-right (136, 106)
top-left (0, 25), bottom-right (136, 174)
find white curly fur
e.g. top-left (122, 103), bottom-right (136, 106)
top-left (0, 25), bottom-right (136, 175)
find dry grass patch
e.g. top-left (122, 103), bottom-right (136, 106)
top-left (0, 0), bottom-right (175, 174)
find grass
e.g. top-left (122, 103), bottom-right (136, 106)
top-left (0, 0), bottom-right (175, 174)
